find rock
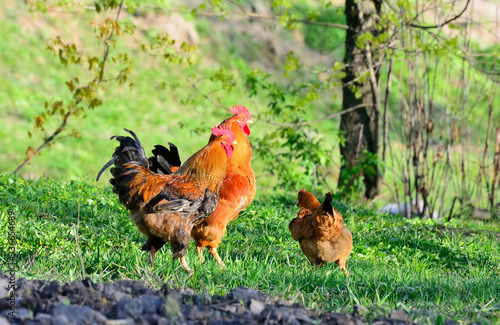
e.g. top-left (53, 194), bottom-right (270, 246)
top-left (323, 312), bottom-right (364, 325)
top-left (109, 295), bottom-right (163, 319)
top-left (105, 320), bottom-right (134, 325)
top-left (53, 303), bottom-right (107, 325)
top-left (249, 299), bottom-right (265, 315)
top-left (229, 286), bottom-right (263, 303)
top-left (81, 278), bottom-right (93, 288)
top-left (110, 290), bottom-right (130, 302)
top-left (14, 308), bottom-right (30, 321)
top-left (53, 315), bottom-right (69, 325)
top-left (444, 318), bottom-right (459, 325)
top-left (352, 304), bottom-right (368, 317)
top-left (156, 317), bottom-right (170, 325)
top-left (94, 282), bottom-right (104, 293)
top-left (34, 313), bottom-right (54, 325)
top-left (157, 283), bottom-right (169, 297)
top-left (390, 309), bottom-right (412, 324)
top-left (294, 308), bottom-right (315, 323)
top-left (0, 279), bottom-right (8, 299)
top-left (186, 305), bottom-right (212, 320)
top-left (39, 281), bottom-right (60, 299)
top-left (207, 320), bottom-right (240, 325)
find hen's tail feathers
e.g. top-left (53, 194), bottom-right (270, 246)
top-left (322, 192), bottom-right (334, 216)
top-left (96, 129), bottom-right (151, 209)
top-left (148, 143), bottom-right (181, 174)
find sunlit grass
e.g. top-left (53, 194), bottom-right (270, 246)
top-left (1, 175), bottom-right (499, 324)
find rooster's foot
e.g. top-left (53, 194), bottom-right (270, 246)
top-left (180, 256), bottom-right (192, 273)
top-left (209, 248), bottom-right (226, 269)
top-left (196, 246), bottom-right (204, 263)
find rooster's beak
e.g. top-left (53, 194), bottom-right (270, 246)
top-left (247, 120), bottom-right (254, 124)
top-left (232, 140), bottom-right (238, 145)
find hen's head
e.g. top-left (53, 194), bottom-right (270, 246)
top-left (297, 189), bottom-right (320, 211)
top-left (212, 125), bottom-right (236, 159)
top-left (230, 105), bottom-right (253, 137)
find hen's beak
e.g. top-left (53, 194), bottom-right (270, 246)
top-left (232, 140), bottom-right (238, 145)
top-left (247, 120), bottom-right (254, 124)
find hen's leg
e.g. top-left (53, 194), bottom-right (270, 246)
top-left (336, 259), bottom-right (349, 276)
top-left (196, 246), bottom-right (205, 263)
top-left (180, 256), bottom-right (192, 273)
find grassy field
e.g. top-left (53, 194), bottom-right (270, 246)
top-left (2, 175), bottom-right (499, 324)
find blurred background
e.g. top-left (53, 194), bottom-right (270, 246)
top-left (1, 0), bottom-right (498, 219)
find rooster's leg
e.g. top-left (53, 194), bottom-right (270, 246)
top-left (196, 246), bottom-right (204, 263)
top-left (148, 247), bottom-right (158, 266)
top-left (209, 248), bottom-right (225, 268)
top-left (180, 256), bottom-right (192, 273)
top-left (148, 244), bottom-right (163, 267)
top-left (142, 237), bottom-right (165, 267)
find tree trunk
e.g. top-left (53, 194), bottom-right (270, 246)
top-left (339, 0), bottom-right (382, 200)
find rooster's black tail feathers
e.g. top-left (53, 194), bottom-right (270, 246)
top-left (148, 143), bottom-right (181, 174)
top-left (96, 128), bottom-right (148, 182)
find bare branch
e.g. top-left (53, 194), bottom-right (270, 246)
top-left (179, 69), bottom-right (230, 112)
top-left (97, 0), bottom-right (125, 83)
top-left (262, 103), bottom-right (373, 127)
top-left (408, 0), bottom-right (471, 30)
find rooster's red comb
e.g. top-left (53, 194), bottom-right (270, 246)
top-left (230, 105), bottom-right (251, 119)
top-left (212, 125), bottom-right (235, 142)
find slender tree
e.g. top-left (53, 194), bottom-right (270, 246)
top-left (339, 0), bottom-right (383, 199)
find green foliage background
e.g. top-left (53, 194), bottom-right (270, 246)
top-left (1, 0), bottom-right (498, 206)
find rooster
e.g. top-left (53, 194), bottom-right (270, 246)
top-left (191, 105), bottom-right (255, 265)
top-left (289, 190), bottom-right (353, 275)
top-left (148, 105), bottom-right (256, 265)
top-left (96, 126), bottom-right (237, 272)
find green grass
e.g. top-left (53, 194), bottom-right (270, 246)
top-left (1, 175), bottom-right (499, 324)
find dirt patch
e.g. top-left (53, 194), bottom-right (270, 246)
top-left (0, 274), bottom-right (427, 324)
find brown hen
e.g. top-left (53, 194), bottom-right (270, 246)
top-left (289, 191), bottom-right (353, 275)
